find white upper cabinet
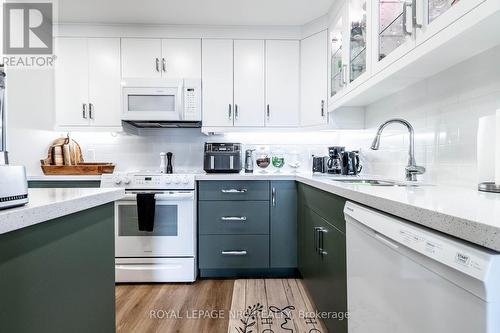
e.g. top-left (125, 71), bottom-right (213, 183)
top-left (55, 38), bottom-right (89, 127)
top-left (415, 0), bottom-right (486, 44)
top-left (347, 0), bottom-right (371, 86)
top-left (329, 4), bottom-right (349, 100)
top-left (87, 38), bottom-right (122, 127)
top-left (265, 40), bottom-right (300, 127)
top-left (55, 37), bottom-right (122, 129)
top-left (300, 31), bottom-right (328, 127)
top-left (372, 0), bottom-right (416, 73)
top-left (121, 38), bottom-right (162, 78)
top-left (161, 39), bottom-right (201, 79)
top-left (202, 39), bottom-right (234, 127)
top-left (233, 40), bottom-right (265, 127)
top-left (122, 38), bottom-right (201, 79)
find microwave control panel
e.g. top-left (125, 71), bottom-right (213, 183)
top-left (183, 82), bottom-right (201, 121)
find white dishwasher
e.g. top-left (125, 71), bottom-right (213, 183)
top-left (344, 201), bottom-right (500, 333)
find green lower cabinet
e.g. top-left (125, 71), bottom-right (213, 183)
top-left (0, 203), bottom-right (115, 333)
top-left (198, 180), bottom-right (297, 277)
top-left (28, 180), bottom-right (101, 188)
top-left (298, 183), bottom-right (348, 333)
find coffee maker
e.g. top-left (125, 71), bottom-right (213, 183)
top-left (326, 146), bottom-right (344, 174)
top-left (341, 150), bottom-right (362, 175)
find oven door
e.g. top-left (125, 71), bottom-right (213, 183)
top-left (122, 84), bottom-right (183, 121)
top-left (115, 191), bottom-right (195, 258)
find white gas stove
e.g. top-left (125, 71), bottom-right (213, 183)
top-left (101, 172), bottom-right (197, 283)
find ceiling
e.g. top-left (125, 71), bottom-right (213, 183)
top-left (56, 0), bottom-right (334, 26)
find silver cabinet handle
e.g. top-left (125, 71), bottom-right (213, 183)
top-left (319, 227), bottom-right (328, 256)
top-left (221, 251), bottom-right (247, 256)
top-left (162, 58), bottom-right (166, 72)
top-left (403, 0), bottom-right (413, 36)
top-left (412, 0), bottom-right (422, 28)
top-left (221, 189), bottom-right (247, 193)
top-left (271, 187), bottom-right (276, 207)
top-left (221, 216), bottom-right (247, 222)
top-left (82, 103), bottom-right (87, 119)
top-left (88, 103), bottom-right (94, 119)
top-left (234, 104), bottom-right (239, 120)
top-left (314, 227), bottom-right (321, 253)
top-left (266, 104), bottom-right (270, 119)
top-left (342, 64), bottom-right (348, 86)
top-left (228, 104), bottom-right (232, 120)
top-left (321, 100), bottom-right (325, 117)
top-left (155, 58), bottom-right (160, 72)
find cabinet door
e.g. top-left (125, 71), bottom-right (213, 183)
top-left (298, 205), bottom-right (321, 282)
top-left (415, 0), bottom-right (486, 45)
top-left (55, 38), bottom-right (89, 127)
top-left (88, 38), bottom-right (121, 127)
top-left (121, 38), bottom-right (161, 78)
top-left (316, 218), bottom-right (347, 333)
top-left (161, 39), bottom-right (201, 79)
top-left (372, 0), bottom-right (416, 73)
top-left (347, 0), bottom-right (371, 86)
top-left (201, 39), bottom-right (234, 127)
top-left (270, 181), bottom-right (297, 268)
top-left (265, 40), bottom-right (300, 127)
top-left (300, 31), bottom-right (328, 127)
top-left (233, 40), bottom-right (265, 127)
top-left (329, 5), bottom-right (349, 100)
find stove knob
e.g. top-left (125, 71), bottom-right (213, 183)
top-left (165, 177), bottom-right (172, 184)
top-left (174, 176), bottom-right (181, 184)
top-left (123, 177), bottom-right (131, 185)
top-left (182, 177), bottom-right (189, 184)
top-left (114, 177), bottom-right (122, 185)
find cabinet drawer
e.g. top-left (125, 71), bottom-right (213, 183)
top-left (198, 181), bottom-right (269, 201)
top-left (199, 201), bottom-right (269, 235)
top-left (199, 235), bottom-right (269, 269)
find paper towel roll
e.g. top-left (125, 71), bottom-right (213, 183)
top-left (477, 114), bottom-right (497, 183)
top-left (496, 110), bottom-right (500, 185)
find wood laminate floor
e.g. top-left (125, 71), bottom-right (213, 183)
top-left (116, 279), bottom-right (326, 333)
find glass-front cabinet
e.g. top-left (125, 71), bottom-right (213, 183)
top-left (328, 0), bottom-right (371, 103)
top-left (348, 0), bottom-right (369, 83)
top-left (329, 5), bottom-right (347, 99)
top-left (415, 0), bottom-right (486, 44)
top-left (373, 0), bottom-right (416, 72)
top-left (373, 0), bottom-right (486, 73)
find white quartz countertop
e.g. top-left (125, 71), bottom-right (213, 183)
top-left (0, 188), bottom-right (124, 235)
top-left (197, 172), bottom-right (500, 251)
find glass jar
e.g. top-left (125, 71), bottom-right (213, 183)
top-left (255, 149), bottom-right (271, 173)
top-left (272, 150), bottom-right (285, 173)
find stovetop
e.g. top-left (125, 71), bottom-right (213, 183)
top-left (101, 172), bottom-right (196, 190)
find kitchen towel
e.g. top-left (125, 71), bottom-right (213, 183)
top-left (477, 114), bottom-right (497, 183)
top-left (137, 193), bottom-right (156, 232)
top-left (496, 110), bottom-right (500, 185)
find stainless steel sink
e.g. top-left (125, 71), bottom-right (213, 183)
top-left (331, 179), bottom-right (424, 187)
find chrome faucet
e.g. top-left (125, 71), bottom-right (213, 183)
top-left (370, 118), bottom-right (425, 181)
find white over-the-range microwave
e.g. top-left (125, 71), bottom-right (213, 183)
top-left (121, 78), bottom-right (201, 128)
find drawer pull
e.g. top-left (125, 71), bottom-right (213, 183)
top-left (221, 250), bottom-right (247, 256)
top-left (221, 216), bottom-right (247, 222)
top-left (221, 189), bottom-right (248, 194)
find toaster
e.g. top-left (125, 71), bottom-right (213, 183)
top-left (203, 143), bottom-right (242, 174)
top-left (0, 165), bottom-right (29, 210)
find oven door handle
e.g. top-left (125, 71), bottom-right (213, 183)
top-left (122, 192), bottom-right (194, 201)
